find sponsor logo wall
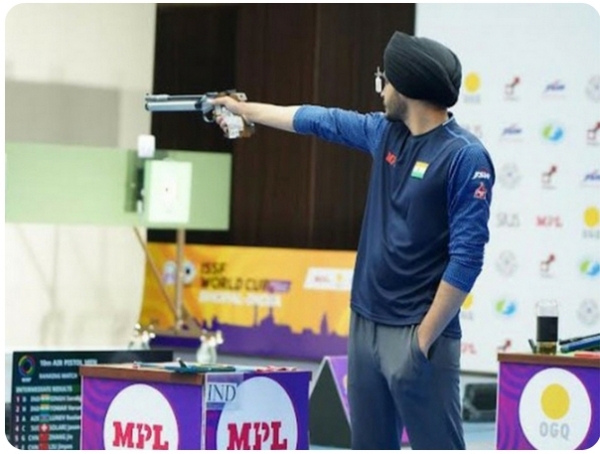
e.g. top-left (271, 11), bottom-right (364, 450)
top-left (417, 4), bottom-right (600, 372)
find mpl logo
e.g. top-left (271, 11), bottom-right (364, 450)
top-left (541, 165), bottom-right (558, 189)
top-left (103, 384), bottom-right (178, 449)
top-left (586, 121), bottom-right (600, 146)
top-left (216, 377), bottom-right (298, 450)
top-left (519, 368), bottom-right (592, 450)
top-left (582, 206), bottom-right (600, 239)
top-left (536, 215), bottom-right (563, 228)
top-left (462, 72), bottom-right (481, 103)
top-left (303, 267), bottom-right (353, 291)
top-left (541, 122), bottom-right (565, 144)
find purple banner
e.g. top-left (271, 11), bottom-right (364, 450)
top-left (497, 362), bottom-right (600, 449)
top-left (81, 378), bottom-right (202, 449)
top-left (328, 356), bottom-right (350, 419)
top-left (204, 371), bottom-right (311, 450)
top-left (151, 315), bottom-right (348, 361)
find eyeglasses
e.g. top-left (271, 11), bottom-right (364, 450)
top-left (374, 66), bottom-right (387, 93)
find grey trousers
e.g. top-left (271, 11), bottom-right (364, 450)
top-left (347, 310), bottom-right (465, 450)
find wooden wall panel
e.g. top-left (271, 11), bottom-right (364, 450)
top-left (150, 4), bottom-right (416, 250)
top-left (231, 4), bottom-right (318, 247)
top-left (149, 4), bottom-right (237, 244)
top-left (310, 4), bottom-right (416, 249)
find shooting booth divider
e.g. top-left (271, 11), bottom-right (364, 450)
top-left (309, 355), bottom-right (409, 448)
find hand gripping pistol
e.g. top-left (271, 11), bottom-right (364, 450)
top-left (144, 90), bottom-right (256, 139)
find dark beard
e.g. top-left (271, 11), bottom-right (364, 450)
top-left (385, 99), bottom-right (407, 122)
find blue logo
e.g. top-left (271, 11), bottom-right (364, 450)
top-left (18, 355), bottom-right (36, 378)
top-left (583, 170), bottom-right (600, 185)
top-left (580, 260), bottom-right (600, 278)
top-left (544, 80), bottom-right (566, 93)
top-left (500, 123), bottom-right (523, 140)
top-left (542, 123), bottom-right (565, 143)
top-left (495, 299), bottom-right (518, 316)
top-left (501, 124), bottom-right (523, 138)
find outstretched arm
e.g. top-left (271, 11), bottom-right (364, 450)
top-left (210, 96), bottom-right (300, 133)
top-left (212, 95), bottom-right (387, 154)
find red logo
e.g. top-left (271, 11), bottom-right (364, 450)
top-left (497, 339), bottom-right (512, 352)
top-left (102, 384), bottom-right (178, 450)
top-left (541, 165), bottom-right (557, 187)
top-left (112, 421), bottom-right (169, 450)
top-left (587, 122), bottom-right (600, 142)
top-left (540, 254), bottom-right (556, 274)
top-left (385, 151), bottom-right (396, 166)
top-left (536, 216), bottom-right (563, 228)
top-left (474, 182), bottom-right (487, 199)
top-left (461, 342), bottom-right (477, 355)
top-left (227, 421), bottom-right (288, 450)
top-left (505, 76), bottom-right (520, 96)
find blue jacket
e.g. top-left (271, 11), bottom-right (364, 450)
top-left (293, 106), bottom-right (494, 338)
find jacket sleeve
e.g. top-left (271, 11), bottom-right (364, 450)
top-left (443, 144), bottom-right (495, 292)
top-left (293, 105), bottom-right (387, 155)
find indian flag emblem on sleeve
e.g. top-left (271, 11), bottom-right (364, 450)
top-left (411, 161), bottom-right (429, 179)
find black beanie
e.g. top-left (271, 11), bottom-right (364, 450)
top-left (383, 31), bottom-right (462, 107)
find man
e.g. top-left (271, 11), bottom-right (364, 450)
top-left (211, 31), bottom-right (494, 450)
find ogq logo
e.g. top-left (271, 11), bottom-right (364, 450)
top-left (518, 368), bottom-right (591, 449)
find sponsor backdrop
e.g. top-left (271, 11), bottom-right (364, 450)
top-left (416, 4), bottom-right (600, 372)
top-left (139, 244), bottom-right (355, 360)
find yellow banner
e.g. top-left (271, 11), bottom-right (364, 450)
top-left (139, 244), bottom-right (356, 340)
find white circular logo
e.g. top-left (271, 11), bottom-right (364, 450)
top-left (216, 377), bottom-right (298, 450)
top-left (578, 299), bottom-right (599, 326)
top-left (163, 260), bottom-right (196, 285)
top-left (518, 368), bottom-right (591, 449)
top-left (586, 75), bottom-right (600, 102)
top-left (498, 163), bottom-right (521, 189)
top-left (496, 250), bottom-right (518, 276)
top-left (103, 384), bottom-right (179, 450)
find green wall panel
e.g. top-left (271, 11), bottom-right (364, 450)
top-left (5, 142), bottom-right (231, 230)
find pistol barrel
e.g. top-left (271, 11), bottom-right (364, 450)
top-left (145, 100), bottom-right (203, 112)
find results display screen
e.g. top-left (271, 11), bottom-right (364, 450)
top-left (9, 349), bottom-right (173, 450)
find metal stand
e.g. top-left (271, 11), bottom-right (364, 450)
top-left (133, 227), bottom-right (180, 328)
top-left (174, 228), bottom-right (186, 331)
